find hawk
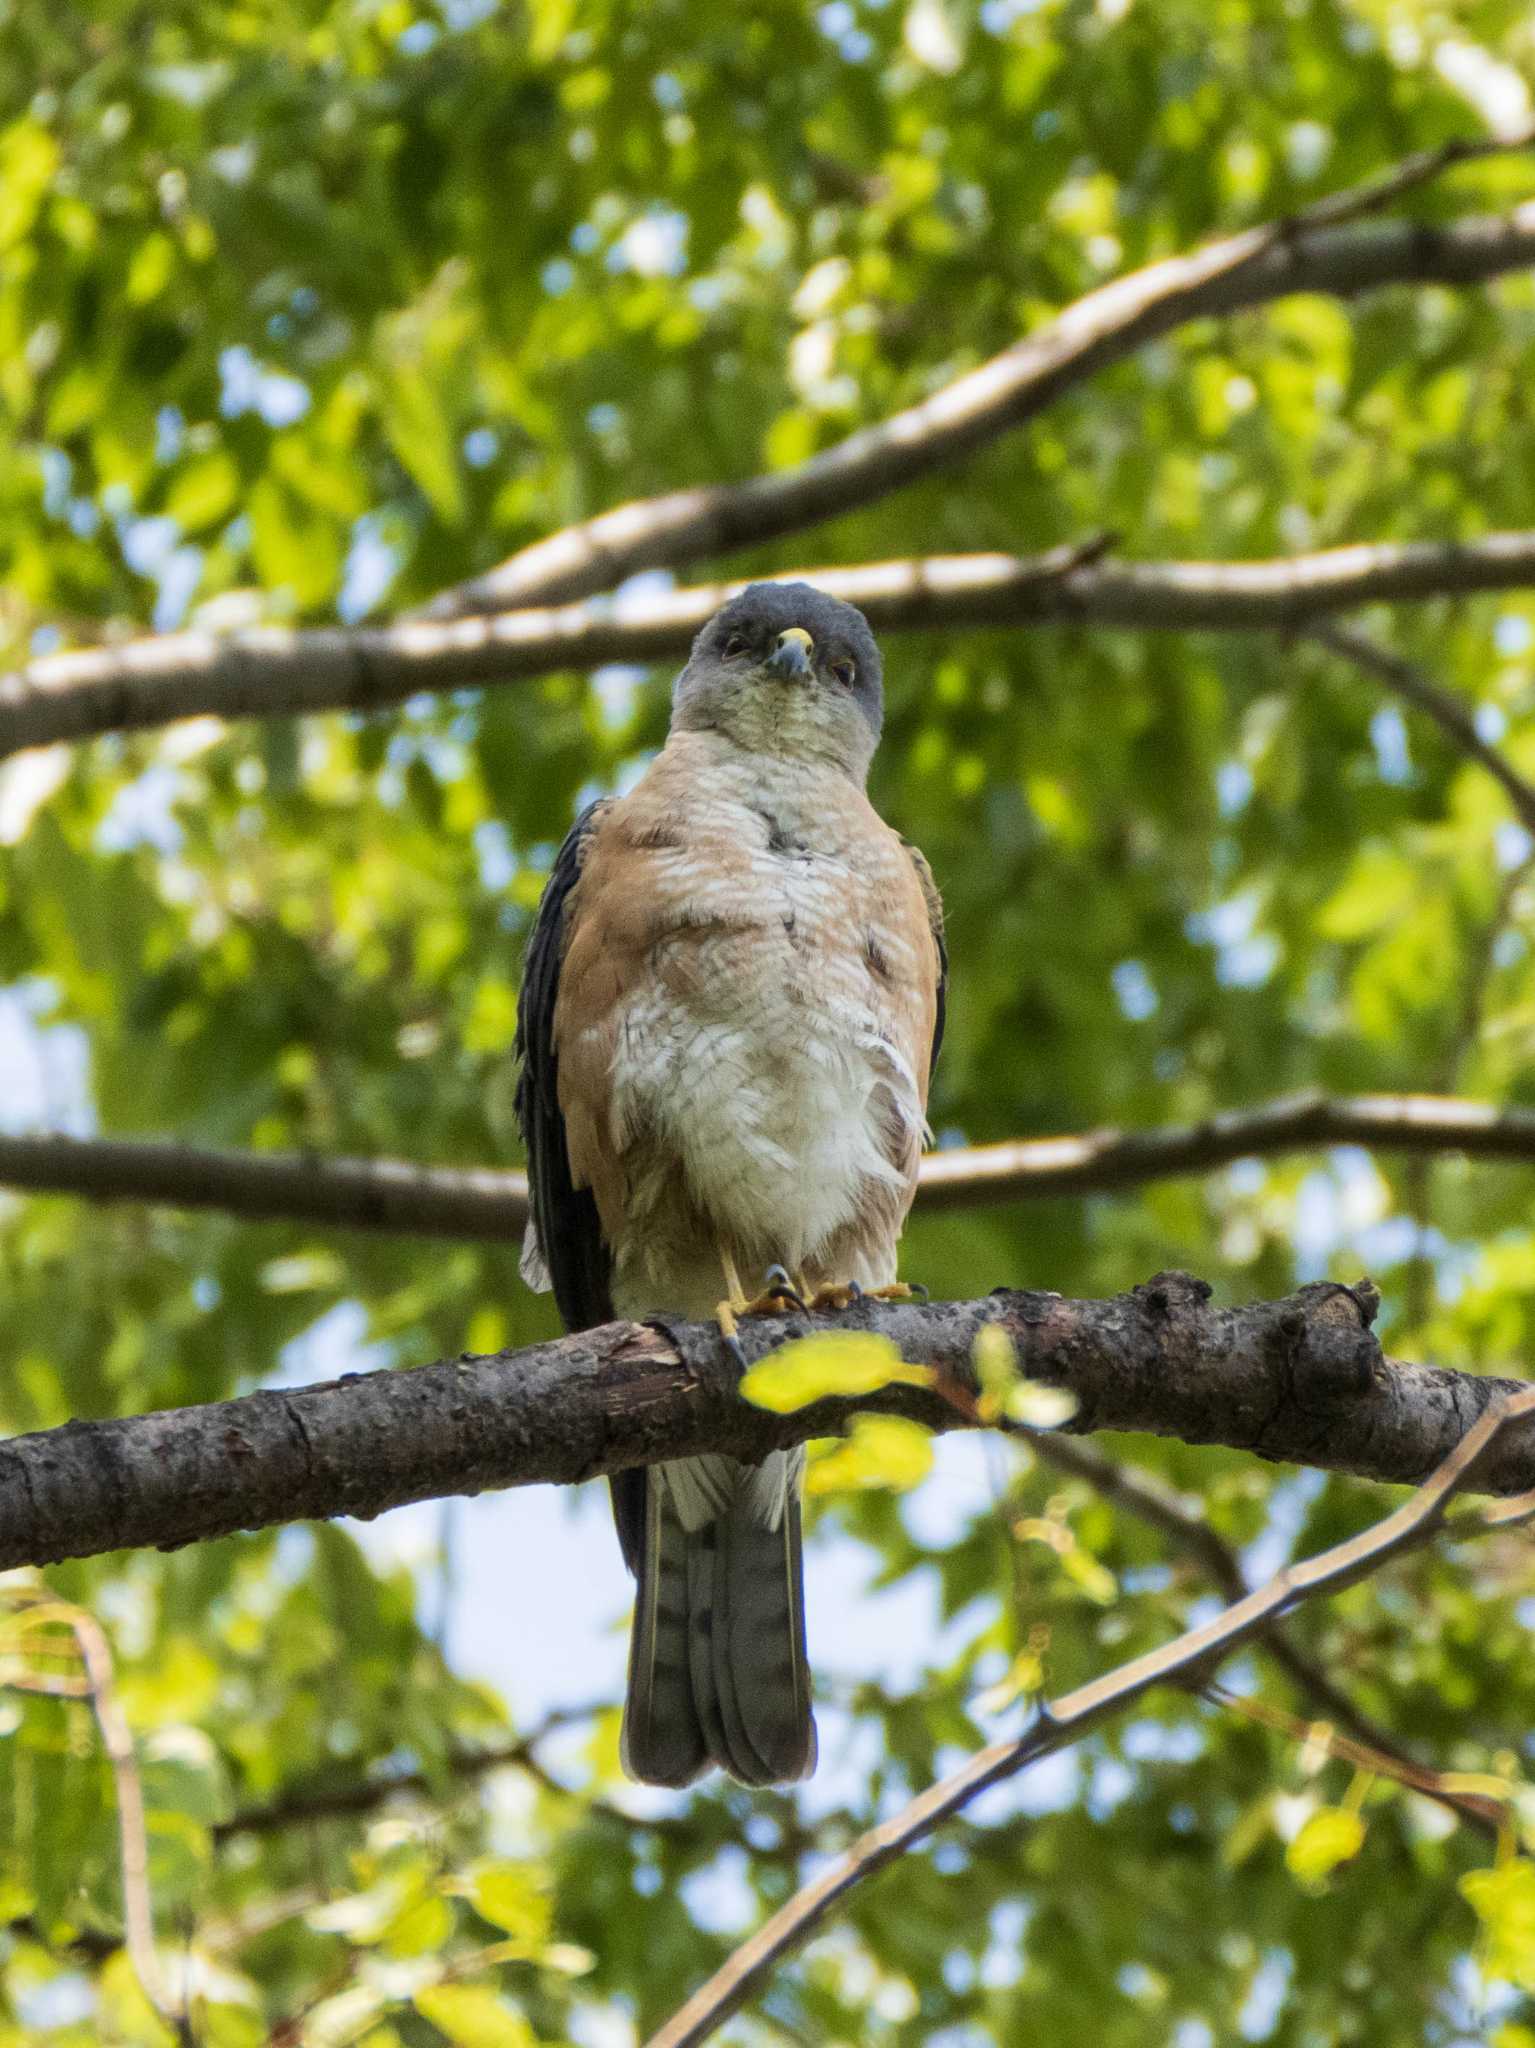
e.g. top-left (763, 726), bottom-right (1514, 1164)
top-left (515, 582), bottom-right (946, 1787)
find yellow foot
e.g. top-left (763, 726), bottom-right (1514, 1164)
top-left (805, 1279), bottom-right (929, 1313)
top-left (715, 1262), bottom-right (807, 1346)
top-left (867, 1280), bottom-right (927, 1303)
top-left (805, 1282), bottom-right (860, 1313)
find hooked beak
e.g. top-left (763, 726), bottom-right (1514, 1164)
top-left (766, 625), bottom-right (814, 681)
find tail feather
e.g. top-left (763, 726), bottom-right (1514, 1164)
top-left (620, 1476), bottom-right (706, 1787)
top-left (621, 1451), bottom-right (816, 1787)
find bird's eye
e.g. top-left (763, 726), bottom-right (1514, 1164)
top-left (723, 633), bottom-right (748, 658)
top-left (830, 659), bottom-right (856, 688)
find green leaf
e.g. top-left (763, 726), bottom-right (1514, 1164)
top-left (805, 1415), bottom-right (934, 1494)
top-left (740, 1333), bottom-right (933, 1411)
top-left (1286, 1806), bottom-right (1366, 1886)
top-left (413, 1985), bottom-right (535, 2048)
top-left (164, 452), bottom-right (240, 534)
top-left (1463, 1860), bottom-right (1535, 1989)
top-left (466, 1862), bottom-right (553, 1952)
top-left (972, 1323), bottom-right (1079, 1428)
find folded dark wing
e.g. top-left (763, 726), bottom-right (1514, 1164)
top-left (514, 799), bottom-right (616, 1336)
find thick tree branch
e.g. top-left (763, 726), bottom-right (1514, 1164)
top-left (11, 1092), bottom-right (1535, 1239)
top-left (13, 534), bottom-right (1535, 758)
top-left (0, 1130), bottom-right (535, 1236)
top-left (2, 1275), bottom-right (1533, 1573)
top-left (647, 1386), bottom-right (1535, 2048)
top-left (424, 189), bottom-right (1535, 618)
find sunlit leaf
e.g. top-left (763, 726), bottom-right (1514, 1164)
top-left (1286, 1806), bottom-right (1367, 1886)
top-left (1463, 1860), bottom-right (1535, 1989)
top-left (740, 1333), bottom-right (933, 1412)
top-left (806, 1415), bottom-right (935, 1494)
top-left (413, 1984), bottom-right (535, 2048)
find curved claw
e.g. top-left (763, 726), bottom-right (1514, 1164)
top-left (761, 1263), bottom-right (810, 1313)
top-left (724, 1332), bottom-right (749, 1375)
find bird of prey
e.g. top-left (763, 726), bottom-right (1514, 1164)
top-left (515, 582), bottom-right (946, 1787)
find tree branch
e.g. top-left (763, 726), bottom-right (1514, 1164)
top-left (1, 1591), bottom-right (192, 2039)
top-left (15, 534), bottom-right (1535, 758)
top-left (2, 1275), bottom-right (1534, 1572)
top-left (1028, 1432), bottom-right (1501, 1834)
top-left (10, 1092), bottom-right (1535, 1239)
top-left (645, 1385), bottom-right (1535, 2048)
top-left (214, 1701), bottom-right (603, 1841)
top-left (422, 184), bottom-right (1535, 619)
top-left (1310, 620), bottom-right (1535, 834)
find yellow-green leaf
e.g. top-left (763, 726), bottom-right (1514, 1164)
top-left (740, 1332), bottom-right (932, 1412)
top-left (413, 1985), bottom-right (534, 2048)
top-left (466, 1862), bottom-right (552, 1951)
top-left (1286, 1805), bottom-right (1366, 1885)
top-left (1463, 1859), bottom-right (1535, 1988)
top-left (806, 1414), bottom-right (933, 1494)
top-left (1061, 1546), bottom-right (1117, 1605)
top-left (972, 1322), bottom-right (1016, 1420)
top-left (165, 451), bottom-right (240, 533)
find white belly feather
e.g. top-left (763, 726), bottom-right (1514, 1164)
top-left (603, 764), bottom-right (924, 1298)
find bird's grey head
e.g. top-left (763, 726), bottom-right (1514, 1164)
top-left (671, 582), bottom-right (884, 782)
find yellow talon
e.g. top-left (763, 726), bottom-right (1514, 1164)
top-left (805, 1279), bottom-right (924, 1313)
top-left (806, 1282), bottom-right (860, 1313)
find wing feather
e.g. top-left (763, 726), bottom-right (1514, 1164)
top-left (514, 798), bottom-right (617, 1336)
top-left (516, 799), bottom-right (649, 1572)
top-left (901, 836), bottom-right (947, 1085)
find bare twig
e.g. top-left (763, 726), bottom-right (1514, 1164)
top-left (215, 1700), bottom-right (604, 1840)
top-left (1310, 620), bottom-right (1535, 835)
top-left (1284, 126), bottom-right (1535, 231)
top-left (1, 1591), bottom-right (190, 2041)
top-left (1028, 1432), bottom-right (1498, 1834)
top-left (645, 1389), bottom-right (1535, 2048)
top-left (14, 533), bottom-right (1535, 758)
top-left (13, 1091), bottom-right (1535, 1239)
top-left (1203, 1684), bottom-right (1506, 1830)
top-left (2, 1274), bottom-right (1535, 1571)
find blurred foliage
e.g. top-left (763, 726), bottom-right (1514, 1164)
top-left (3, 0), bottom-right (1535, 2042)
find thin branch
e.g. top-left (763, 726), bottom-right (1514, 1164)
top-left (0, 1592), bottom-right (191, 2040)
top-left (214, 1701), bottom-right (603, 1840)
top-left (3, 1274), bottom-right (1535, 1572)
top-left (1406, 851), bottom-right (1534, 1323)
top-left (915, 1091), bottom-right (1535, 1211)
top-left (645, 1388), bottom-right (1535, 2048)
top-left (424, 176), bottom-right (1535, 619)
top-left (1202, 1683), bottom-right (1506, 1830)
top-left (14, 1091), bottom-right (1535, 1239)
top-left (15, 533), bottom-right (1535, 757)
top-left (1310, 620), bottom-right (1535, 835)
top-left (1028, 1432), bottom-right (1499, 1834)
top-left (0, 1129), bottom-right (537, 1237)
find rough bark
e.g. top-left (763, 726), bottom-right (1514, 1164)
top-left (12, 534), bottom-right (1535, 760)
top-left (1, 1275), bottom-right (1531, 1573)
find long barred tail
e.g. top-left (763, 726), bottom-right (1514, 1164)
top-left (620, 1449), bottom-right (817, 1788)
